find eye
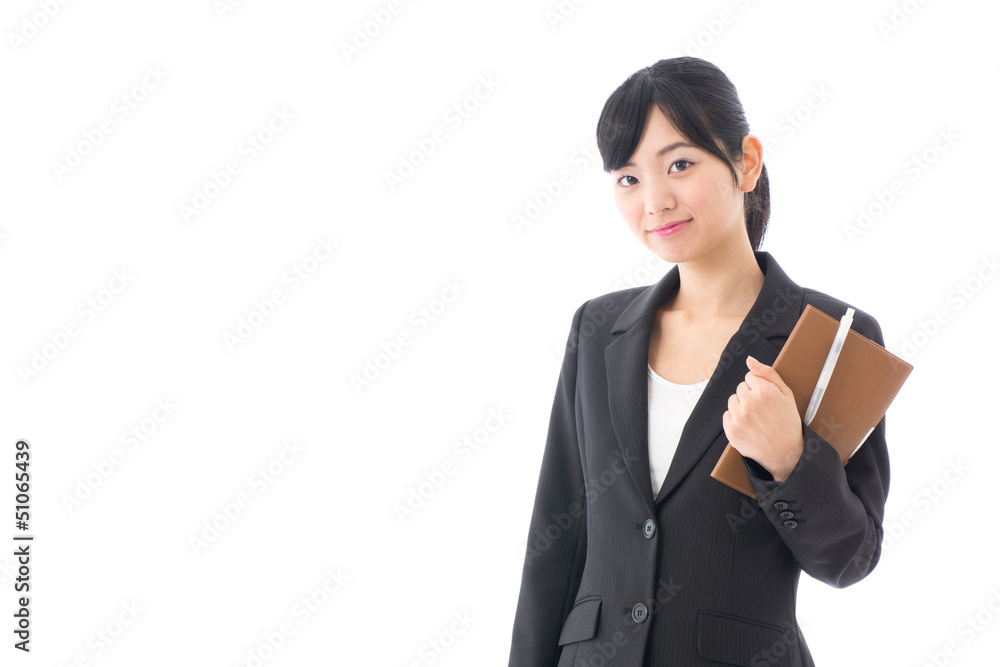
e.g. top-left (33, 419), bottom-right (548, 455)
top-left (617, 159), bottom-right (692, 186)
top-left (669, 159), bottom-right (692, 173)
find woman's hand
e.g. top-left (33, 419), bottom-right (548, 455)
top-left (722, 355), bottom-right (805, 483)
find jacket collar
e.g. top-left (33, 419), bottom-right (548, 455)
top-left (604, 250), bottom-right (804, 510)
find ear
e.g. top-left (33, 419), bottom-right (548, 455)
top-left (737, 134), bottom-right (764, 193)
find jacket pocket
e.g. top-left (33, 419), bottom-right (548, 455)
top-left (697, 609), bottom-right (798, 667)
top-left (557, 597), bottom-right (602, 645)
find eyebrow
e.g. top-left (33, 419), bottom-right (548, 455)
top-left (619, 141), bottom-right (696, 169)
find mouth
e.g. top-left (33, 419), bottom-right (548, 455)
top-left (648, 218), bottom-right (692, 234)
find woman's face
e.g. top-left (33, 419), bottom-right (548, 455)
top-left (610, 103), bottom-right (759, 265)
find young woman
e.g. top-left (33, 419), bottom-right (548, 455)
top-left (508, 57), bottom-right (890, 667)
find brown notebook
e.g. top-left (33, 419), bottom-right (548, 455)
top-left (710, 304), bottom-right (913, 498)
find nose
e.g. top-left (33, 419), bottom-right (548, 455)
top-left (644, 182), bottom-right (676, 216)
top-left (645, 197), bottom-right (675, 217)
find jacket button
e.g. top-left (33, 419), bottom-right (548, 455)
top-left (642, 519), bottom-right (656, 539)
top-left (779, 511), bottom-right (794, 520)
top-left (773, 501), bottom-right (789, 511)
top-left (783, 520), bottom-right (798, 529)
top-left (631, 602), bottom-right (648, 623)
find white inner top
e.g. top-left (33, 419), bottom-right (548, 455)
top-left (647, 363), bottom-right (710, 495)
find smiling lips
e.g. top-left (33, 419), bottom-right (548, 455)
top-left (649, 218), bottom-right (691, 235)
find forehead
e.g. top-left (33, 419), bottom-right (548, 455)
top-left (639, 103), bottom-right (683, 141)
top-left (618, 104), bottom-right (697, 169)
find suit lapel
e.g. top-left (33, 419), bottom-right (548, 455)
top-left (605, 250), bottom-right (804, 514)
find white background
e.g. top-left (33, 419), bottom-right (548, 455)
top-left (2, 0), bottom-right (998, 665)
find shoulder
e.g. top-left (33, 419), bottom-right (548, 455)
top-left (561, 285), bottom-right (647, 349)
top-left (577, 284), bottom-right (646, 326)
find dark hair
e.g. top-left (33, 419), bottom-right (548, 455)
top-left (596, 57), bottom-right (769, 250)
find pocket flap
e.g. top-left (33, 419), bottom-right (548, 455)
top-left (697, 610), bottom-right (795, 666)
top-left (557, 598), bottom-right (602, 645)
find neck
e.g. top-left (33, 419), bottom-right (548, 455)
top-left (668, 242), bottom-right (765, 322)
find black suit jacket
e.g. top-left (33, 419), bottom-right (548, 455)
top-left (508, 250), bottom-right (890, 667)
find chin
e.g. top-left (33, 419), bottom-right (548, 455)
top-left (644, 241), bottom-right (693, 265)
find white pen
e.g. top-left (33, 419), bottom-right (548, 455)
top-left (804, 307), bottom-right (855, 426)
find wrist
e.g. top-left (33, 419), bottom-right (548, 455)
top-left (773, 432), bottom-right (805, 482)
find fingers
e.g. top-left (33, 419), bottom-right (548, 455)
top-left (736, 380), bottom-right (752, 402)
top-left (727, 392), bottom-right (741, 414)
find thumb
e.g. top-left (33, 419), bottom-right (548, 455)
top-left (747, 355), bottom-right (790, 393)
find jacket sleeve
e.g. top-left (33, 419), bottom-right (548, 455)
top-left (508, 300), bottom-right (590, 667)
top-left (741, 311), bottom-right (891, 588)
